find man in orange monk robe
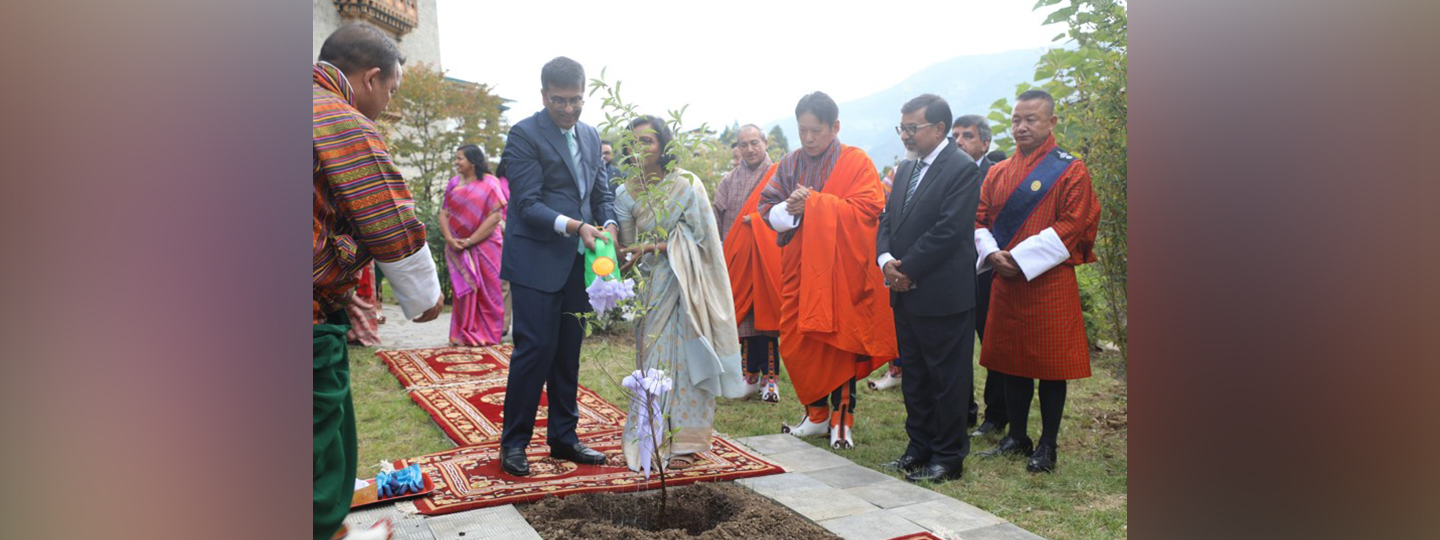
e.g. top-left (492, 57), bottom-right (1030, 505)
top-left (758, 91), bottom-right (897, 449)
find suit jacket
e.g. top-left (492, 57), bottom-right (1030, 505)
top-left (499, 110), bottom-right (617, 293)
top-left (876, 141), bottom-right (982, 317)
top-left (977, 155), bottom-right (995, 180)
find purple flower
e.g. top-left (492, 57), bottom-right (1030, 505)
top-left (586, 277), bottom-right (635, 316)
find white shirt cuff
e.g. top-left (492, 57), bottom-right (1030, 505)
top-left (375, 244), bottom-right (442, 319)
top-left (553, 215), bottom-right (573, 236)
top-left (975, 228), bottom-right (999, 272)
top-left (1010, 227), bottom-right (1070, 281)
top-left (767, 205), bottom-right (798, 232)
top-left (877, 252), bottom-right (895, 269)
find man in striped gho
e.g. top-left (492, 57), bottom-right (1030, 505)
top-left (312, 22), bottom-right (444, 540)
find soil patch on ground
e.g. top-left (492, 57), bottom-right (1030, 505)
top-left (518, 482), bottom-right (839, 539)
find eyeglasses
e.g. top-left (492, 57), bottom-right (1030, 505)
top-left (737, 140), bottom-right (765, 149)
top-left (895, 122), bottom-right (939, 136)
top-left (547, 95), bottom-right (584, 109)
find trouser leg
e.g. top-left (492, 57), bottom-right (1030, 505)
top-left (1004, 374), bottom-right (1036, 441)
top-left (1037, 379), bottom-right (1067, 446)
top-left (983, 368), bottom-right (1009, 425)
top-left (896, 309), bottom-right (933, 461)
top-left (545, 255), bottom-right (589, 447)
top-left (906, 309), bottom-right (973, 467)
top-left (501, 281), bottom-right (562, 449)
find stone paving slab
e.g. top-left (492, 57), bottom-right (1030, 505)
top-left (763, 446), bottom-right (855, 473)
top-left (344, 503), bottom-right (436, 540)
top-left (423, 504), bottom-right (541, 540)
top-left (768, 487), bottom-right (880, 522)
top-left (343, 503), bottom-right (402, 529)
top-left (804, 464), bottom-right (897, 489)
top-left (737, 433), bottom-right (814, 455)
top-left (957, 522), bottom-right (1050, 540)
top-left (736, 471), bottom-right (831, 497)
top-left (843, 478), bottom-right (949, 509)
top-left (888, 497), bottom-right (1006, 537)
top-left (343, 501), bottom-right (545, 540)
top-left (817, 509), bottom-right (928, 540)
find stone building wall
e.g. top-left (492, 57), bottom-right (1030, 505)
top-left (312, 0), bottom-right (441, 68)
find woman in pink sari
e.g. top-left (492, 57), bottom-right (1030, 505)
top-left (440, 144), bottom-right (506, 346)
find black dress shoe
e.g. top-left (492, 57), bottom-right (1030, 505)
top-left (978, 435), bottom-right (1034, 458)
top-left (880, 454), bottom-right (929, 473)
top-left (971, 421), bottom-right (1007, 438)
top-left (501, 447), bottom-right (530, 476)
top-left (905, 462), bottom-right (964, 483)
top-left (550, 442), bottom-right (607, 465)
top-left (1027, 442), bottom-right (1058, 473)
top-left (968, 411), bottom-right (979, 428)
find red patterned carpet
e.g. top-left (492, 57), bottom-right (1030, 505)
top-left (885, 533), bottom-right (943, 540)
top-left (376, 346), bottom-right (785, 516)
top-left (380, 345), bottom-right (515, 388)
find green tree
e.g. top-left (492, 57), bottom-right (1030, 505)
top-left (717, 121), bottom-right (740, 147)
top-left (380, 62), bottom-right (508, 301)
top-left (989, 0), bottom-right (1128, 370)
top-left (766, 125), bottom-right (790, 161)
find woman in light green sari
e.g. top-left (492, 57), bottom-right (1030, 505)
top-left (616, 115), bottom-right (746, 471)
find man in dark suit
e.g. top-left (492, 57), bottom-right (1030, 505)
top-left (498, 56), bottom-right (618, 477)
top-left (877, 95), bottom-right (982, 483)
top-left (953, 114), bottom-right (1008, 437)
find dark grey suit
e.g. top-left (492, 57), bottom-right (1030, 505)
top-left (876, 140), bottom-right (982, 468)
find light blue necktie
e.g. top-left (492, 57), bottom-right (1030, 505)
top-left (564, 129), bottom-right (585, 253)
top-left (564, 129), bottom-right (581, 181)
top-left (903, 159), bottom-right (925, 213)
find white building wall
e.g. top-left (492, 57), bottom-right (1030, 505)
top-left (397, 0), bottom-right (441, 69)
top-left (312, 0), bottom-right (441, 68)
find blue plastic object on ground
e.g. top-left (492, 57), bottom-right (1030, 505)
top-left (375, 464), bottom-right (424, 498)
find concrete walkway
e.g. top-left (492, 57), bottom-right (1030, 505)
top-left (734, 434), bottom-right (1047, 540)
top-left (373, 303), bottom-right (454, 351)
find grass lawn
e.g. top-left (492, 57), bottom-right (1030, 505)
top-left (349, 322), bottom-right (1128, 540)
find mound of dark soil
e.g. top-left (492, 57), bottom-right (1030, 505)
top-left (518, 482), bottom-right (839, 539)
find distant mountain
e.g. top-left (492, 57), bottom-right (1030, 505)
top-left (765, 48), bottom-right (1044, 170)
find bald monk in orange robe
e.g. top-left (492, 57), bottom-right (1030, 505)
top-left (759, 91), bottom-right (896, 449)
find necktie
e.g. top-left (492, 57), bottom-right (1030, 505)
top-left (564, 129), bottom-right (580, 176)
top-left (564, 129), bottom-right (585, 254)
top-left (903, 159), bottom-right (925, 213)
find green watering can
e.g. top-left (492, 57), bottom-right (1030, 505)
top-left (584, 235), bottom-right (620, 288)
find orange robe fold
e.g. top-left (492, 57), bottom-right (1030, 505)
top-left (723, 164), bottom-right (784, 332)
top-left (776, 146), bottom-right (897, 404)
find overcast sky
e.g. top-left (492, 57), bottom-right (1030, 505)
top-left (436, 0), bottom-right (1064, 131)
